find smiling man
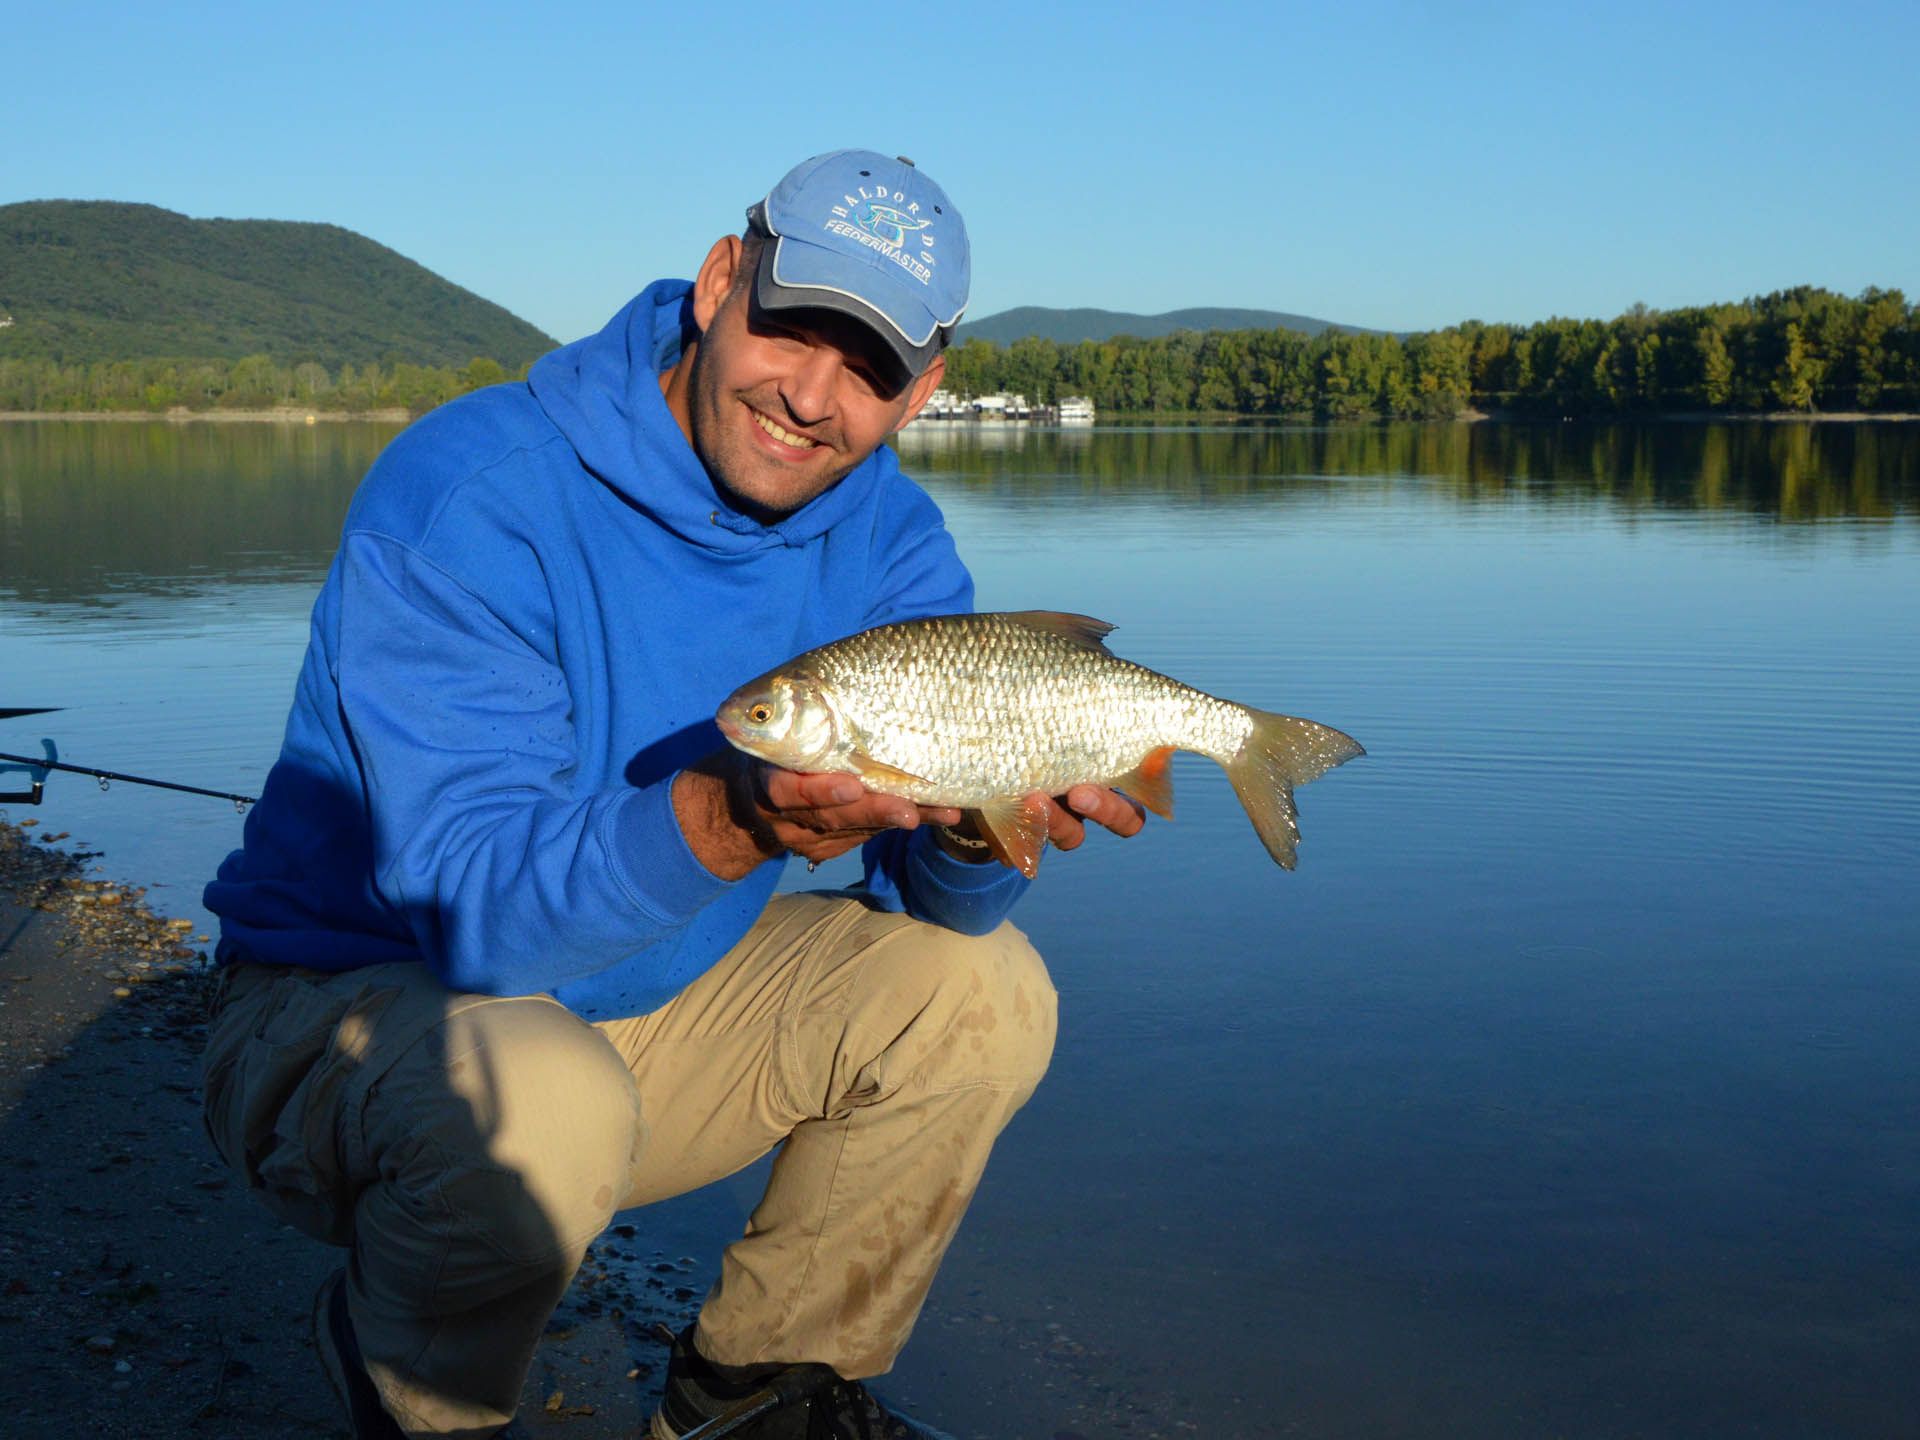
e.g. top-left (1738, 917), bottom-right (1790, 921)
top-left (200, 151), bottom-right (1142, 1440)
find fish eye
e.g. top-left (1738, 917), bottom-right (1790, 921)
top-left (748, 703), bottom-right (773, 725)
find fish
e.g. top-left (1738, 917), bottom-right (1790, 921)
top-left (715, 611), bottom-right (1363, 878)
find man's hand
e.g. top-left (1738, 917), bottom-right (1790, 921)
top-left (673, 753), bottom-right (1149, 883)
top-left (1037, 785), bottom-right (1148, 854)
top-left (674, 750), bottom-right (964, 882)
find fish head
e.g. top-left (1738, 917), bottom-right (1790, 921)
top-left (716, 670), bottom-right (846, 772)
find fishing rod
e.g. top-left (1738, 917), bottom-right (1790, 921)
top-left (0, 715), bottom-right (256, 811)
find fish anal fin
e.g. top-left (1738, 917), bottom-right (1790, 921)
top-left (1114, 745), bottom-right (1177, 820)
top-left (1001, 611), bottom-right (1117, 652)
top-left (848, 751), bottom-right (932, 793)
top-left (971, 795), bottom-right (1052, 879)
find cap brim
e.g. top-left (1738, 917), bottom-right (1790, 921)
top-left (751, 237), bottom-right (944, 390)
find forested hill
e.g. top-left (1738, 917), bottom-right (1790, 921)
top-left (954, 305), bottom-right (1365, 345)
top-left (0, 200), bottom-right (556, 369)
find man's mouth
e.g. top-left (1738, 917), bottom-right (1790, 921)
top-left (751, 409), bottom-right (820, 451)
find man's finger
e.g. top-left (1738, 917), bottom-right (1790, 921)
top-left (1065, 784), bottom-right (1147, 838)
top-left (760, 765), bottom-right (864, 812)
top-left (1033, 792), bottom-right (1087, 851)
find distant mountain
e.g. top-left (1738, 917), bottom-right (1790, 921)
top-left (0, 200), bottom-right (555, 369)
top-left (954, 305), bottom-right (1371, 346)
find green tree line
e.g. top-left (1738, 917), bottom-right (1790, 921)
top-left (939, 286), bottom-right (1918, 418)
top-left (0, 354), bottom-right (525, 415)
top-left (3, 285), bottom-right (1914, 419)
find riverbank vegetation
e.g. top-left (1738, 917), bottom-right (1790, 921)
top-left (940, 285), bottom-right (1917, 419)
top-left (2, 286), bottom-right (1913, 420)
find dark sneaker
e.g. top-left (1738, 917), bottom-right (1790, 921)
top-left (650, 1325), bottom-right (953, 1440)
top-left (313, 1269), bottom-right (409, 1440)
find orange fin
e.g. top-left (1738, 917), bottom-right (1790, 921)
top-left (971, 795), bottom-right (1053, 879)
top-left (1115, 745), bottom-right (1178, 820)
top-left (848, 750), bottom-right (932, 792)
top-left (1000, 611), bottom-right (1117, 652)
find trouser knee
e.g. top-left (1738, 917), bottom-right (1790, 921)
top-left (862, 921), bottom-right (1058, 1098)
top-left (364, 995), bottom-right (647, 1278)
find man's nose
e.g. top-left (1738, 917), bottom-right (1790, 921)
top-left (779, 344), bottom-right (843, 425)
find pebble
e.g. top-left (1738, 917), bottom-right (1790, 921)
top-left (113, 1359), bottom-right (132, 1374)
top-left (112, 987), bottom-right (132, 1000)
top-left (84, 1334), bottom-right (115, 1354)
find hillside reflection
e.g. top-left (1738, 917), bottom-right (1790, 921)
top-left (3, 419), bottom-right (1914, 608)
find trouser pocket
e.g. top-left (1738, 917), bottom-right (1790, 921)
top-left (200, 965), bottom-right (383, 1245)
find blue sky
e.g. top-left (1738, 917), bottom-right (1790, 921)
top-left (8, 1), bottom-right (1916, 344)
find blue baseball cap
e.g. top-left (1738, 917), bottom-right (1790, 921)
top-left (746, 150), bottom-right (970, 385)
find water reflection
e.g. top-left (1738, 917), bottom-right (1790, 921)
top-left (0, 421), bottom-right (397, 606)
top-left (897, 419), bottom-right (1920, 519)
top-left (4, 421), bottom-right (1916, 612)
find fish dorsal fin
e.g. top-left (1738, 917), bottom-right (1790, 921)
top-left (970, 795), bottom-right (1053, 879)
top-left (1000, 611), bottom-right (1117, 652)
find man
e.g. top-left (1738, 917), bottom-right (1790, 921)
top-left (200, 150), bottom-right (1143, 1439)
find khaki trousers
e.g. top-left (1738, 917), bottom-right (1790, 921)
top-left (200, 891), bottom-right (1056, 1438)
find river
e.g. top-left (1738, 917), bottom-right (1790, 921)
top-left (2, 416), bottom-right (1916, 1437)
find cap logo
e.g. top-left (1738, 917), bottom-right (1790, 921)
top-left (826, 185), bottom-right (937, 288)
top-left (853, 201), bottom-right (930, 248)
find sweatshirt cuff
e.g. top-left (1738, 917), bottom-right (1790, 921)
top-left (603, 778), bottom-right (736, 926)
top-left (906, 825), bottom-right (1030, 897)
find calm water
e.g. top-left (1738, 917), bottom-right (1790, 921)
top-left (3, 418), bottom-right (1917, 1437)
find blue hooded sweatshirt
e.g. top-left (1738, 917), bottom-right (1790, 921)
top-left (204, 281), bottom-right (1028, 1020)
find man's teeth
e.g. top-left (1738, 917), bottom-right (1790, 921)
top-left (753, 411), bottom-right (818, 449)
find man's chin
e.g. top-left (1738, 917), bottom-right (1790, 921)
top-left (711, 454), bottom-right (853, 520)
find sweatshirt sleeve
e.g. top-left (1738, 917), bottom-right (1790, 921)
top-left (859, 827), bottom-right (1029, 936)
top-left (335, 530), bottom-right (733, 994)
top-left (851, 487), bottom-right (1031, 933)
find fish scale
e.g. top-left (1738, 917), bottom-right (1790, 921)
top-left (716, 611), bottom-right (1363, 875)
top-left (811, 614), bottom-right (1250, 806)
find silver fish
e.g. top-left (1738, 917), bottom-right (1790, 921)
top-left (716, 611), bottom-right (1363, 877)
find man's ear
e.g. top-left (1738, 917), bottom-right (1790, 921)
top-left (691, 235), bottom-right (744, 333)
top-left (892, 353), bottom-right (947, 433)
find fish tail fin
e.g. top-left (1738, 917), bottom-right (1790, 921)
top-left (1223, 708), bottom-right (1364, 870)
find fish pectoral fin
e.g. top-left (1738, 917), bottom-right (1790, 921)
top-left (971, 796), bottom-right (1053, 880)
top-left (1001, 611), bottom-right (1117, 652)
top-left (847, 751), bottom-right (933, 792)
top-left (1114, 745), bottom-right (1178, 819)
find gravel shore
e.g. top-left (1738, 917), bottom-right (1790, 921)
top-left (0, 816), bottom-right (702, 1439)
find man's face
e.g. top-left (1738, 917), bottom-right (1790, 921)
top-left (675, 238), bottom-right (944, 519)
